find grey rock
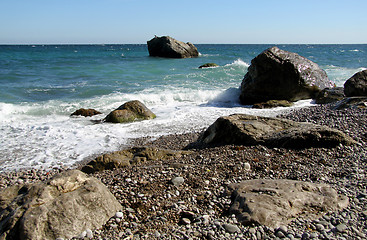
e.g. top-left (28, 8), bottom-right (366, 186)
top-left (344, 69), bottom-right (367, 97)
top-left (82, 147), bottom-right (189, 173)
top-left (0, 170), bottom-right (122, 240)
top-left (223, 223), bottom-right (241, 233)
top-left (228, 179), bottom-right (349, 229)
top-left (240, 46), bottom-right (334, 104)
top-left (199, 114), bottom-right (356, 148)
top-left (171, 177), bottom-right (185, 186)
top-left (335, 223), bottom-right (348, 233)
top-left (147, 36), bottom-right (199, 58)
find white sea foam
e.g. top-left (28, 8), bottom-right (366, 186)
top-left (0, 88), bottom-right (313, 171)
top-left (224, 58), bottom-right (250, 68)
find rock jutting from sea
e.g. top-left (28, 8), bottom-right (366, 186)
top-left (147, 36), bottom-right (199, 58)
top-left (239, 46), bottom-right (334, 105)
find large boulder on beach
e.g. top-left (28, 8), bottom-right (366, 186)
top-left (0, 170), bottom-right (121, 240)
top-left (147, 36), bottom-right (199, 58)
top-left (240, 47), bottom-right (334, 104)
top-left (344, 69), bottom-right (367, 97)
top-left (81, 147), bottom-right (189, 173)
top-left (199, 114), bottom-right (356, 148)
top-left (228, 179), bottom-right (349, 228)
top-left (104, 100), bottom-right (156, 123)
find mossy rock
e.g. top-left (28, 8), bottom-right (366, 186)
top-left (104, 100), bottom-right (156, 123)
top-left (199, 63), bottom-right (219, 68)
top-left (252, 100), bottom-right (294, 109)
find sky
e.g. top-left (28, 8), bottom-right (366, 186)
top-left (1, 0), bottom-right (366, 44)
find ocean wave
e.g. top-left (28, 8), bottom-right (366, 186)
top-left (224, 58), bottom-right (250, 68)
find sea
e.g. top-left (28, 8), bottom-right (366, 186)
top-left (0, 44), bottom-right (366, 171)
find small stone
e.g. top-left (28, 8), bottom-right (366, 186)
top-left (244, 162), bottom-right (251, 171)
top-left (315, 223), bottom-right (325, 231)
top-left (115, 211), bottom-right (124, 218)
top-left (181, 218), bottom-right (191, 225)
top-left (275, 231), bottom-right (285, 238)
top-left (309, 232), bottom-right (318, 238)
top-left (301, 232), bottom-right (310, 240)
top-left (278, 225), bottom-right (288, 233)
top-left (249, 228), bottom-right (256, 234)
top-left (171, 177), bottom-right (184, 186)
top-left (86, 229), bottom-right (93, 239)
top-left (223, 223), bottom-right (240, 233)
top-left (335, 223), bottom-right (348, 233)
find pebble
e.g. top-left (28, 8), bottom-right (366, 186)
top-left (115, 211), bottom-right (124, 218)
top-left (171, 177), bottom-right (184, 186)
top-left (85, 229), bottom-right (93, 239)
top-left (244, 162), bottom-right (251, 171)
top-left (223, 223), bottom-right (240, 233)
top-left (336, 223), bottom-right (348, 233)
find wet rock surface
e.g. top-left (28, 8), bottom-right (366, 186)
top-left (104, 100), bottom-right (156, 123)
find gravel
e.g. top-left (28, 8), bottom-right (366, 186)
top-left (1, 104), bottom-right (366, 239)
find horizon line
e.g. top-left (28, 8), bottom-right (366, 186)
top-left (1, 42), bottom-right (367, 45)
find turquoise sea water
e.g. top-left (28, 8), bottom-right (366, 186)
top-left (0, 44), bottom-right (366, 171)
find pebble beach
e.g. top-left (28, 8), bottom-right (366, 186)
top-left (1, 103), bottom-right (366, 240)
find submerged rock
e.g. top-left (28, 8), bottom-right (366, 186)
top-left (199, 114), bottom-right (356, 148)
top-left (240, 47), bottom-right (334, 104)
top-left (199, 63), bottom-right (219, 68)
top-left (228, 179), bottom-right (349, 228)
top-left (104, 100), bottom-right (156, 123)
top-left (70, 108), bottom-right (102, 117)
top-left (0, 170), bottom-right (121, 240)
top-left (147, 36), bottom-right (199, 58)
top-left (344, 69), bottom-right (367, 97)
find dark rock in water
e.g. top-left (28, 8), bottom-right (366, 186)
top-left (0, 170), bottom-right (121, 240)
top-left (332, 97), bottom-right (367, 110)
top-left (252, 100), bottom-right (294, 109)
top-left (344, 69), bottom-right (367, 97)
top-left (147, 36), bottom-right (199, 58)
top-left (70, 108), bottom-right (102, 117)
top-left (104, 100), bottom-right (156, 123)
top-left (199, 63), bottom-right (219, 68)
top-left (82, 147), bottom-right (190, 173)
top-left (315, 87), bottom-right (345, 104)
top-left (240, 47), bottom-right (334, 105)
top-left (199, 114), bottom-right (356, 148)
top-left (228, 179), bottom-right (348, 228)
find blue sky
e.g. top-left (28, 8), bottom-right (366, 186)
top-left (1, 0), bottom-right (366, 44)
